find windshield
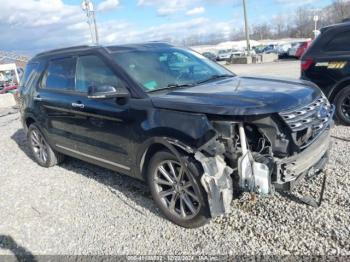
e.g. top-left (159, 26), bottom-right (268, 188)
top-left (112, 47), bottom-right (234, 92)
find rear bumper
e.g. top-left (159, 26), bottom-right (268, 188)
top-left (274, 128), bottom-right (331, 185)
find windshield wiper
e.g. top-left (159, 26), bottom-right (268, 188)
top-left (167, 83), bottom-right (195, 88)
top-left (147, 83), bottom-right (194, 93)
top-left (196, 74), bottom-right (234, 85)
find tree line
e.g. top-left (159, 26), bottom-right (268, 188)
top-left (250, 0), bottom-right (350, 40)
top-left (182, 0), bottom-right (350, 46)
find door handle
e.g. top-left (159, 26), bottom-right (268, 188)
top-left (33, 96), bottom-right (43, 102)
top-left (72, 102), bottom-right (85, 109)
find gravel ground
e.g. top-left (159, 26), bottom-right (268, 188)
top-left (0, 61), bottom-right (349, 257)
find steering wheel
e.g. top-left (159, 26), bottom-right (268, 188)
top-left (176, 65), bottom-right (195, 83)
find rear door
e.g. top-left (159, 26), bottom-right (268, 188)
top-left (35, 57), bottom-right (80, 149)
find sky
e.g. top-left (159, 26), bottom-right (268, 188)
top-left (0, 0), bottom-right (333, 54)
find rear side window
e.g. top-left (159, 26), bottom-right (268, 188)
top-left (41, 57), bottom-right (76, 90)
top-left (325, 31), bottom-right (350, 52)
top-left (20, 63), bottom-right (39, 90)
top-left (75, 55), bottom-right (120, 93)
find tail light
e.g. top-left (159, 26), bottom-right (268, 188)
top-left (301, 58), bottom-right (314, 72)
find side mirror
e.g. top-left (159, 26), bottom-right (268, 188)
top-left (88, 85), bottom-right (130, 99)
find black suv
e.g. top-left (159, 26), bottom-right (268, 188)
top-left (19, 43), bottom-right (334, 228)
top-left (301, 21), bottom-right (350, 125)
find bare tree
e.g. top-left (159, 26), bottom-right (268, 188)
top-left (251, 23), bottom-right (272, 40)
top-left (180, 0), bottom-right (350, 46)
top-left (273, 15), bottom-right (287, 38)
top-left (293, 7), bottom-right (314, 38)
top-left (332, 0), bottom-right (350, 21)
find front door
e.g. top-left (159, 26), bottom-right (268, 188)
top-left (69, 54), bottom-right (133, 172)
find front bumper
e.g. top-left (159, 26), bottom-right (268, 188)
top-left (274, 128), bottom-right (331, 185)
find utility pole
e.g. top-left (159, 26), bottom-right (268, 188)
top-left (242, 0), bottom-right (251, 56)
top-left (81, 0), bottom-right (99, 45)
top-left (311, 9), bottom-right (320, 39)
top-left (313, 15), bottom-right (319, 39)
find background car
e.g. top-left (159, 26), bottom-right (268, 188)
top-left (202, 52), bottom-right (217, 61)
top-left (253, 45), bottom-right (266, 54)
top-left (295, 40), bottom-right (312, 59)
top-left (301, 21), bottom-right (350, 125)
top-left (289, 41), bottom-right (311, 59)
top-left (288, 42), bottom-right (301, 57)
top-left (263, 44), bottom-right (278, 54)
top-left (217, 49), bottom-right (232, 61)
top-left (276, 43), bottom-right (292, 57)
top-left (231, 48), bottom-right (247, 57)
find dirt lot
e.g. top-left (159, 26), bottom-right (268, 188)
top-left (0, 61), bottom-right (349, 257)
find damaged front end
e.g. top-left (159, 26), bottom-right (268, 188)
top-left (193, 121), bottom-right (275, 217)
top-left (190, 101), bottom-right (334, 217)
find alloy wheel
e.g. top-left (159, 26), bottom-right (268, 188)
top-left (341, 95), bottom-right (350, 120)
top-left (30, 129), bottom-right (49, 164)
top-left (154, 160), bottom-right (201, 219)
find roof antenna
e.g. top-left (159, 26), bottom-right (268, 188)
top-left (81, 0), bottom-right (99, 45)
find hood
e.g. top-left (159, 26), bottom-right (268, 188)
top-left (150, 76), bottom-right (322, 115)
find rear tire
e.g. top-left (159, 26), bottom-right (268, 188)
top-left (148, 150), bottom-right (210, 228)
top-left (28, 124), bottom-right (64, 167)
top-left (334, 86), bottom-right (350, 126)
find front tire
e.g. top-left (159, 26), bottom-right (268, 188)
top-left (334, 86), bottom-right (350, 126)
top-left (28, 124), bottom-right (64, 167)
top-left (148, 150), bottom-right (210, 228)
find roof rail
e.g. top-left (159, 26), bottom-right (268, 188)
top-left (35, 45), bottom-right (94, 57)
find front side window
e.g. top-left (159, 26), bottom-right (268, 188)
top-left (112, 47), bottom-right (233, 92)
top-left (325, 31), bottom-right (350, 52)
top-left (75, 55), bottom-right (120, 93)
top-left (42, 57), bottom-right (76, 90)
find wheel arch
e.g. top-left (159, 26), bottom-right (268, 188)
top-left (23, 114), bottom-right (54, 148)
top-left (328, 78), bottom-right (350, 103)
top-left (25, 117), bottom-right (36, 128)
top-left (135, 111), bottom-right (216, 180)
top-left (137, 137), bottom-right (197, 181)
top-left (22, 113), bottom-right (39, 132)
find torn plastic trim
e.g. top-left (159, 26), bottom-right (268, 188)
top-left (150, 137), bottom-right (195, 174)
top-left (158, 125), bottom-right (273, 218)
top-left (165, 122), bottom-right (272, 217)
top-left (166, 138), bottom-right (195, 154)
top-left (195, 152), bottom-right (233, 217)
top-left (162, 136), bottom-right (235, 218)
top-left (139, 137), bottom-right (196, 176)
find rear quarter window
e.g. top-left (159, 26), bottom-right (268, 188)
top-left (324, 30), bottom-right (350, 52)
top-left (20, 62), bottom-right (39, 90)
